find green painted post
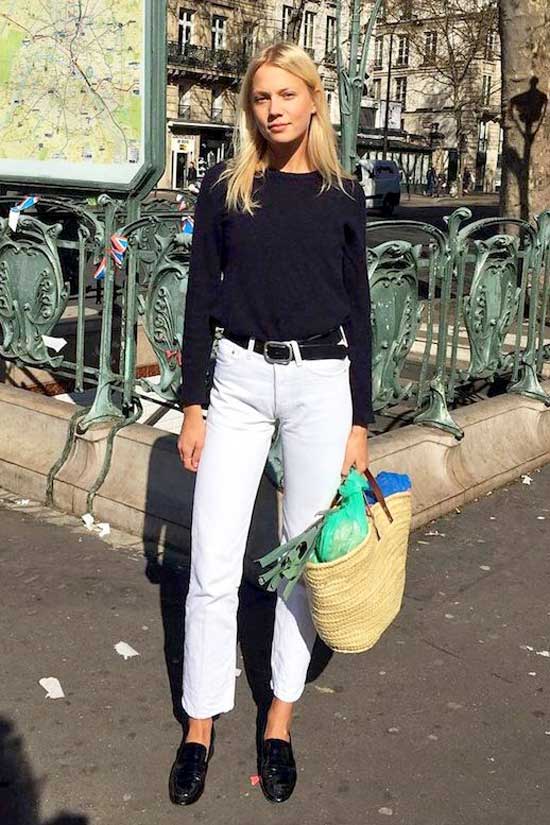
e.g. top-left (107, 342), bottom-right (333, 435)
top-left (336, 0), bottom-right (384, 172)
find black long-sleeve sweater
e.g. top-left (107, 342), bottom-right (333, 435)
top-left (181, 161), bottom-right (374, 426)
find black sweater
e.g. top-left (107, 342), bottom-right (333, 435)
top-left (181, 161), bottom-right (374, 426)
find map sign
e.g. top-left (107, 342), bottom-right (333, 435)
top-left (0, 1), bottom-right (164, 192)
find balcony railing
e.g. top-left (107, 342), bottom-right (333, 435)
top-left (168, 42), bottom-right (248, 76)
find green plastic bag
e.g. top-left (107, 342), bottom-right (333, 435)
top-left (313, 469), bottom-right (370, 563)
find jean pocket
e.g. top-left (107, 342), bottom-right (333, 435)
top-left (301, 356), bottom-right (350, 377)
top-left (215, 336), bottom-right (248, 365)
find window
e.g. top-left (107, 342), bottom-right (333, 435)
top-left (372, 78), bottom-right (382, 99)
top-left (482, 74), bottom-right (492, 106)
top-left (282, 5), bottom-right (293, 40)
top-left (396, 35), bottom-right (409, 67)
top-left (374, 35), bottom-right (384, 68)
top-left (425, 30), bottom-right (437, 64)
top-left (211, 15), bottom-right (226, 50)
top-left (325, 15), bottom-right (337, 54)
top-left (178, 84), bottom-right (192, 118)
top-left (243, 20), bottom-right (254, 57)
top-left (178, 8), bottom-right (193, 52)
top-left (485, 30), bottom-right (497, 60)
top-left (211, 88), bottom-right (223, 121)
top-left (395, 76), bottom-right (407, 107)
top-left (304, 11), bottom-right (316, 50)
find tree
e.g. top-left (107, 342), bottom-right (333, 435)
top-left (499, 0), bottom-right (550, 220)
top-left (382, 0), bottom-right (499, 193)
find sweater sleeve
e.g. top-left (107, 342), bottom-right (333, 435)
top-left (342, 182), bottom-right (375, 426)
top-left (181, 166), bottom-right (224, 408)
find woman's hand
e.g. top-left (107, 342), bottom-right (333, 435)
top-left (341, 425), bottom-right (369, 477)
top-left (177, 405), bottom-right (206, 472)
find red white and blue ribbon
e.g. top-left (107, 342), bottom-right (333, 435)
top-left (93, 233), bottom-right (128, 280)
top-left (176, 193), bottom-right (187, 212)
top-left (9, 195), bottom-right (40, 231)
top-left (93, 256), bottom-right (108, 281)
top-left (110, 233), bottom-right (129, 269)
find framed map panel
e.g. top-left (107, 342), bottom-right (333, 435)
top-left (0, 0), bottom-right (166, 195)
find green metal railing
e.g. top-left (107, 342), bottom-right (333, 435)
top-left (1, 196), bottom-right (550, 475)
top-left (2, 198), bottom-right (550, 427)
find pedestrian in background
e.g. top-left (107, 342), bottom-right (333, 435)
top-left (426, 165), bottom-right (436, 197)
top-left (187, 161), bottom-right (197, 185)
top-left (170, 41), bottom-right (373, 807)
top-left (462, 166), bottom-right (472, 195)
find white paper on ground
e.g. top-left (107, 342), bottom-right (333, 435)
top-left (114, 641), bottom-right (140, 660)
top-left (82, 513), bottom-right (95, 530)
top-left (15, 499), bottom-right (31, 506)
top-left (42, 335), bottom-right (68, 353)
top-left (96, 522), bottom-right (110, 538)
top-left (39, 677), bottom-right (65, 699)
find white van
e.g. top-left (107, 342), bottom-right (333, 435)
top-left (355, 159), bottom-right (401, 216)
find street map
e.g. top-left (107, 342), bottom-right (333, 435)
top-left (0, 1), bottom-right (143, 169)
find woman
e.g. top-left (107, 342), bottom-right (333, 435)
top-left (170, 41), bottom-right (374, 806)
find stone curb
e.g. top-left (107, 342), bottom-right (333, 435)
top-left (0, 383), bottom-right (549, 552)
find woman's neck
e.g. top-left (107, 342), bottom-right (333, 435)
top-left (266, 142), bottom-right (314, 174)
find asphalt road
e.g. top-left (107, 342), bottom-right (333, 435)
top-left (367, 193), bottom-right (500, 248)
top-left (1, 461), bottom-right (549, 825)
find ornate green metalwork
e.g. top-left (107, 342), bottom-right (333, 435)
top-left (336, 0), bottom-right (384, 171)
top-left (462, 236), bottom-right (521, 380)
top-left (0, 215), bottom-right (69, 367)
top-left (138, 229), bottom-right (191, 402)
top-left (368, 240), bottom-right (424, 408)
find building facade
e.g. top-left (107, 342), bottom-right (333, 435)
top-left (160, 1), bottom-right (271, 189)
top-left (160, 1), bottom-right (501, 194)
top-left (366, 1), bottom-right (502, 192)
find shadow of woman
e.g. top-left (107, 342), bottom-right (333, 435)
top-left (141, 431), bottom-right (333, 765)
top-left (0, 717), bottom-right (87, 825)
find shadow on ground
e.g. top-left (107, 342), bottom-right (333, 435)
top-left (0, 717), bottom-right (87, 825)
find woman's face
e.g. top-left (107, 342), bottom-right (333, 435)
top-left (251, 63), bottom-right (317, 146)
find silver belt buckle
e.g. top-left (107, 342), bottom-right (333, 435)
top-left (263, 341), bottom-right (293, 364)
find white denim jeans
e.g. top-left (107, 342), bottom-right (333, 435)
top-left (182, 334), bottom-right (352, 718)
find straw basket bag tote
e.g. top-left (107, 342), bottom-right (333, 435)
top-left (304, 469), bottom-right (412, 653)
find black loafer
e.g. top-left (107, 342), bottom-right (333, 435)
top-left (169, 727), bottom-right (215, 806)
top-left (259, 735), bottom-right (297, 804)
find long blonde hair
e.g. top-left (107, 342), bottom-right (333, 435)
top-left (217, 42), bottom-right (354, 214)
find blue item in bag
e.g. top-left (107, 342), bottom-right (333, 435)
top-left (364, 471), bottom-right (411, 504)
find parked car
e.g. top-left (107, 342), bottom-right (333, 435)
top-left (355, 159), bottom-right (401, 216)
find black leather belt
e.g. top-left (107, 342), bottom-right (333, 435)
top-left (223, 327), bottom-right (348, 364)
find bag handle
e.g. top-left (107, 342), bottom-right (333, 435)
top-left (328, 469), bottom-right (394, 534)
top-left (363, 468), bottom-right (394, 524)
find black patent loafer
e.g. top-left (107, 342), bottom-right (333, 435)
top-left (169, 728), bottom-right (215, 806)
top-left (259, 736), bottom-right (297, 804)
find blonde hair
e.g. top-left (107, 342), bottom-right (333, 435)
top-left (217, 42), bottom-right (354, 214)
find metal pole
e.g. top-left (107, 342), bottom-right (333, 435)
top-left (382, 28), bottom-right (394, 160)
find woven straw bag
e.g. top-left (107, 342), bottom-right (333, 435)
top-left (304, 470), bottom-right (412, 654)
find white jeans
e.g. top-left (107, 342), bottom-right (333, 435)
top-left (182, 335), bottom-right (352, 718)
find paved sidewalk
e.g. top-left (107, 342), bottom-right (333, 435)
top-left (1, 466), bottom-right (549, 825)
